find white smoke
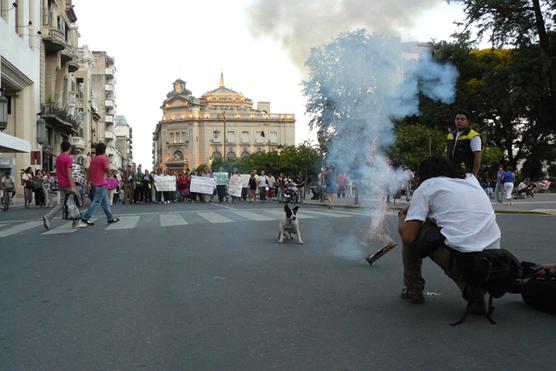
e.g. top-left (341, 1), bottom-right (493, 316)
top-left (303, 31), bottom-right (457, 245)
top-left (248, 0), bottom-right (443, 67)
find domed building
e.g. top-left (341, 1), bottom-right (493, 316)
top-left (152, 73), bottom-right (296, 170)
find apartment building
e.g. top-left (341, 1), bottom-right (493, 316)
top-left (114, 114), bottom-right (133, 169)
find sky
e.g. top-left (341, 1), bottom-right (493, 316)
top-left (74, 0), bottom-right (467, 169)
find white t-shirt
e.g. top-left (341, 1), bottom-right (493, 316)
top-left (258, 175), bottom-right (268, 187)
top-left (406, 175), bottom-right (501, 252)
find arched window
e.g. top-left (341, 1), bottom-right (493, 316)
top-left (172, 150), bottom-right (184, 161)
top-left (212, 151), bottom-right (222, 160)
top-left (227, 151), bottom-right (236, 160)
top-left (241, 151), bottom-right (250, 159)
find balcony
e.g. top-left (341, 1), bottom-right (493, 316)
top-left (104, 131), bottom-right (116, 141)
top-left (43, 27), bottom-right (67, 53)
top-left (70, 136), bottom-right (85, 151)
top-left (105, 114), bottom-right (114, 124)
top-left (105, 67), bottom-right (115, 78)
top-left (61, 47), bottom-right (79, 72)
top-left (41, 102), bottom-right (79, 135)
top-left (105, 99), bottom-right (114, 108)
top-left (105, 84), bottom-right (114, 93)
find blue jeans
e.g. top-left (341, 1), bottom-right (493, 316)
top-left (83, 185), bottom-right (113, 221)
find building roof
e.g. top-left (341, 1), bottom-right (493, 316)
top-left (115, 115), bottom-right (128, 126)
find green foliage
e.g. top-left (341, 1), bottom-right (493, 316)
top-left (209, 142), bottom-right (321, 178)
top-left (389, 124), bottom-right (446, 170)
top-left (481, 146), bottom-right (504, 167)
top-left (547, 163), bottom-right (556, 178)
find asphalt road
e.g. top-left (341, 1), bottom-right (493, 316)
top-left (0, 202), bottom-right (554, 370)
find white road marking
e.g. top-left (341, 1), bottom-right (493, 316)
top-left (106, 216), bottom-right (140, 230)
top-left (233, 211), bottom-right (276, 221)
top-left (302, 210), bottom-right (352, 218)
top-left (0, 221), bottom-right (42, 238)
top-left (42, 218), bottom-right (97, 235)
top-left (264, 210), bottom-right (316, 219)
top-left (160, 213), bottom-right (188, 227)
top-left (197, 212), bottom-right (233, 223)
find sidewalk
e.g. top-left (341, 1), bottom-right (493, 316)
top-left (303, 192), bottom-right (556, 215)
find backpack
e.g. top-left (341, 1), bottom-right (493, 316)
top-left (451, 248), bottom-right (522, 325)
top-left (63, 192), bottom-right (82, 221)
top-left (521, 274), bottom-right (556, 314)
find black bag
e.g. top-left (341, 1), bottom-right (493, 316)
top-left (451, 248), bottom-right (522, 325)
top-left (521, 275), bottom-right (556, 314)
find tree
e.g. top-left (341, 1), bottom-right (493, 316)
top-left (389, 124), bottom-right (446, 170)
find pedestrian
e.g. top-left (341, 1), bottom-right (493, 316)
top-left (398, 157), bottom-right (501, 311)
top-left (503, 165), bottom-right (515, 205)
top-left (143, 169), bottom-right (153, 203)
top-left (447, 109), bottom-right (482, 177)
top-left (267, 173), bottom-right (275, 199)
top-left (42, 142), bottom-right (88, 229)
top-left (123, 164), bottom-right (134, 204)
top-left (42, 171), bottom-right (53, 207)
top-left (248, 171), bottom-right (257, 202)
top-left (134, 165), bottom-right (144, 204)
top-left (34, 170), bottom-right (46, 207)
top-left (277, 172), bottom-right (285, 203)
top-left (258, 170), bottom-right (268, 203)
top-left (337, 172), bottom-right (346, 198)
top-left (22, 167), bottom-right (34, 208)
top-left (81, 143), bottom-right (119, 226)
top-left (294, 171), bottom-right (305, 203)
top-left (494, 164), bottom-right (505, 203)
top-left (106, 170), bottom-right (119, 206)
top-left (324, 165), bottom-right (336, 209)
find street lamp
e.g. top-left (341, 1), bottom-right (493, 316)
top-left (0, 89), bottom-right (8, 132)
top-left (219, 111), bottom-right (227, 161)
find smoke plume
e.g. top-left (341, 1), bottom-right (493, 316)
top-left (248, 0), bottom-right (443, 67)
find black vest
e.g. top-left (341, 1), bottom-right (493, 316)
top-left (447, 128), bottom-right (480, 172)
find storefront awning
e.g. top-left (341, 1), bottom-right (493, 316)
top-left (0, 132), bottom-right (31, 153)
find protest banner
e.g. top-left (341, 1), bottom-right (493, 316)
top-left (214, 172), bottom-right (228, 186)
top-left (190, 175), bottom-right (216, 195)
top-left (154, 175), bottom-right (176, 192)
top-left (228, 175), bottom-right (243, 197)
top-left (240, 174), bottom-right (250, 188)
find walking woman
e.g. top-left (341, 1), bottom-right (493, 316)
top-left (248, 171), bottom-right (257, 202)
top-left (34, 170), bottom-right (46, 207)
top-left (503, 165), bottom-right (515, 205)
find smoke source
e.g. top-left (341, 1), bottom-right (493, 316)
top-left (248, 0), bottom-right (443, 67)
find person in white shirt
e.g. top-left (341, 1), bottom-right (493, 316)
top-left (258, 170), bottom-right (268, 203)
top-left (398, 157), bottom-right (501, 310)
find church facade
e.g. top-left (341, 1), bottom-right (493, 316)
top-left (152, 74), bottom-right (296, 170)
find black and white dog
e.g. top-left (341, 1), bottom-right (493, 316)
top-left (278, 204), bottom-right (303, 245)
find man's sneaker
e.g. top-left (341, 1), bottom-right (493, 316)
top-left (42, 216), bottom-right (50, 230)
top-left (401, 287), bottom-right (425, 304)
top-left (107, 218), bottom-right (119, 224)
top-left (72, 221), bottom-right (88, 229)
top-left (82, 218), bottom-right (95, 226)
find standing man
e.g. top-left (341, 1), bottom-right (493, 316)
top-left (447, 110), bottom-right (482, 177)
top-left (294, 171), bottom-right (305, 203)
top-left (258, 170), bottom-right (268, 203)
top-left (81, 143), bottom-right (119, 226)
top-left (494, 164), bottom-right (505, 203)
top-left (42, 142), bottom-right (87, 229)
top-left (123, 164), bottom-right (134, 205)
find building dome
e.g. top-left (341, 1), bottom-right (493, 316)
top-left (201, 72), bottom-right (253, 109)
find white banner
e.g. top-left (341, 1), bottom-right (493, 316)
top-left (228, 175), bottom-right (243, 197)
top-left (190, 175), bottom-right (216, 195)
top-left (240, 174), bottom-right (250, 188)
top-left (154, 175), bottom-right (176, 192)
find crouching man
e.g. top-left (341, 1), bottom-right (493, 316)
top-left (398, 157), bottom-right (501, 312)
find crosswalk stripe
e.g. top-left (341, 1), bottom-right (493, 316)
top-left (302, 210), bottom-right (351, 218)
top-left (264, 210), bottom-right (316, 219)
top-left (42, 218), bottom-right (97, 235)
top-left (106, 216), bottom-right (140, 230)
top-left (0, 221), bottom-right (42, 238)
top-left (0, 224), bottom-right (8, 229)
top-left (160, 213), bottom-right (188, 227)
top-left (197, 212), bottom-right (233, 223)
top-left (233, 211), bottom-right (276, 221)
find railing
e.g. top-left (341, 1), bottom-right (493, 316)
top-left (70, 136), bottom-right (85, 147)
top-left (42, 102), bottom-right (81, 131)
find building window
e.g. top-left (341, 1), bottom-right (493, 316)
top-left (241, 151), bottom-right (250, 159)
top-left (172, 150), bottom-right (184, 161)
top-left (255, 131), bottom-right (264, 143)
top-left (169, 132), bottom-right (175, 144)
top-left (182, 130), bottom-right (189, 143)
top-left (227, 151), bottom-right (236, 160)
top-left (213, 130), bottom-right (221, 143)
top-left (270, 131), bottom-right (278, 143)
top-left (212, 151), bottom-right (222, 160)
top-left (241, 131), bottom-right (249, 143)
top-left (227, 131), bottom-right (235, 143)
